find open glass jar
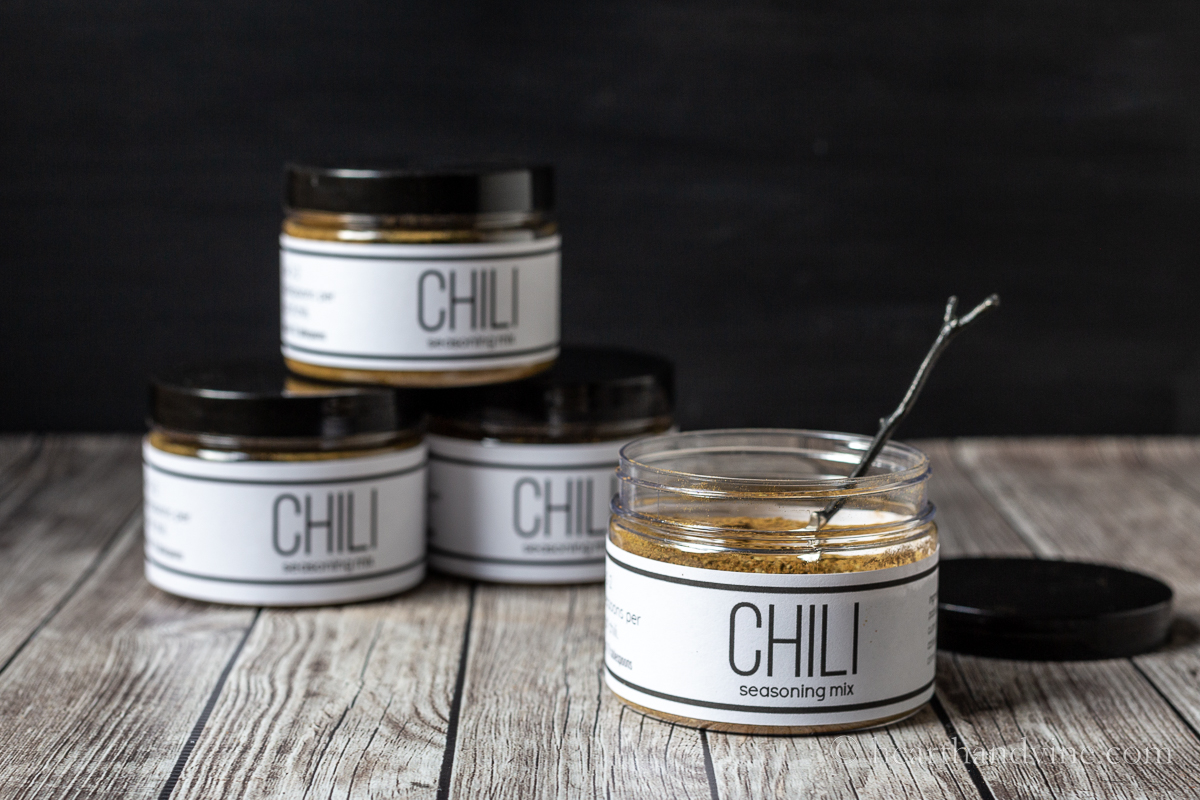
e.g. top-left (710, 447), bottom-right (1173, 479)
top-left (605, 429), bottom-right (938, 734)
top-left (281, 163), bottom-right (560, 387)
top-left (143, 361), bottom-right (428, 606)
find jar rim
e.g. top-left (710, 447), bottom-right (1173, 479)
top-left (619, 428), bottom-right (930, 498)
top-left (611, 499), bottom-right (936, 544)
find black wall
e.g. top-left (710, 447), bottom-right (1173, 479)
top-left (3, 1), bottom-right (1198, 435)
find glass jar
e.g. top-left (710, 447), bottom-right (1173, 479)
top-left (143, 360), bottom-right (428, 606)
top-left (281, 163), bottom-right (560, 388)
top-left (426, 346), bottom-right (675, 583)
top-left (605, 429), bottom-right (937, 734)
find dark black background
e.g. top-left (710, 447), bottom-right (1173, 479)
top-left (3, 0), bottom-right (1198, 435)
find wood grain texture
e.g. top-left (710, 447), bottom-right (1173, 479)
top-left (2, 436), bottom-right (1199, 799)
top-left (1127, 437), bottom-right (1200, 527)
top-left (0, 517), bottom-right (257, 799)
top-left (944, 438), bottom-right (1200, 799)
top-left (938, 654), bottom-right (1200, 800)
top-left (0, 435), bottom-right (38, 483)
top-left (707, 705), bottom-right (980, 800)
top-left (171, 578), bottom-right (471, 800)
top-left (954, 438), bottom-right (1200, 609)
top-left (917, 439), bottom-right (1034, 558)
top-left (448, 584), bottom-right (713, 800)
top-left (0, 434), bottom-right (142, 668)
top-left (1121, 438), bottom-right (1200, 741)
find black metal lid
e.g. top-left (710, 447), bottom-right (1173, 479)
top-left (149, 360), bottom-right (426, 439)
top-left (284, 162), bottom-right (555, 216)
top-left (938, 557), bottom-right (1173, 660)
top-left (430, 346), bottom-right (674, 429)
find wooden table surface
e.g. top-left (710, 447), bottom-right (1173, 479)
top-left (1, 435), bottom-right (1199, 799)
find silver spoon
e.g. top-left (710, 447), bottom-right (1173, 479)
top-left (814, 293), bottom-right (1000, 529)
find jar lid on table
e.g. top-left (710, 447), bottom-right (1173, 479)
top-left (937, 557), bottom-right (1173, 660)
top-left (284, 163), bottom-right (555, 216)
top-left (149, 359), bottom-right (426, 439)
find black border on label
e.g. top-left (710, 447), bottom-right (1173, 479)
top-left (145, 556), bottom-right (425, 586)
top-left (282, 342), bottom-right (560, 362)
top-left (429, 544), bottom-right (603, 567)
top-left (606, 665), bottom-right (936, 715)
top-left (144, 459), bottom-right (427, 486)
top-left (606, 551), bottom-right (938, 595)
top-left (281, 243), bottom-right (561, 261)
top-left (429, 452), bottom-right (619, 471)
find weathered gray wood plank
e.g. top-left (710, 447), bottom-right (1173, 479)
top-left (946, 438), bottom-right (1200, 799)
top-left (170, 578), bottom-right (471, 800)
top-left (707, 705), bottom-right (981, 800)
top-left (3, 435), bottom-right (1198, 799)
top-left (447, 584), bottom-right (713, 800)
top-left (0, 434), bottom-right (38, 487)
top-left (955, 438), bottom-right (1200, 616)
top-left (1121, 438), bottom-right (1200, 742)
top-left (940, 651), bottom-right (1200, 800)
top-left (0, 516), bottom-right (257, 799)
top-left (0, 434), bottom-right (142, 669)
top-left (1129, 437), bottom-right (1200, 508)
top-left (917, 439), bottom-right (1035, 558)
top-left (956, 438), bottom-right (1200, 581)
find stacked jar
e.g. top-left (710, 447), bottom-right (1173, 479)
top-left (425, 346), bottom-right (674, 583)
top-left (142, 163), bottom-right (677, 602)
top-left (279, 163), bottom-right (561, 387)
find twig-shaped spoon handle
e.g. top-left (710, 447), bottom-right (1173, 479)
top-left (815, 294), bottom-right (1000, 529)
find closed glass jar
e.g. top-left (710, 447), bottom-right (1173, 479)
top-left (144, 361), bottom-right (428, 606)
top-left (281, 163), bottom-right (560, 387)
top-left (426, 346), bottom-right (674, 584)
top-left (605, 430), bottom-right (937, 734)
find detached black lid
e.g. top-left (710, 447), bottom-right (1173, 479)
top-left (284, 163), bottom-right (554, 216)
top-left (149, 360), bottom-right (425, 439)
top-left (431, 346), bottom-right (674, 430)
top-left (938, 557), bottom-right (1173, 660)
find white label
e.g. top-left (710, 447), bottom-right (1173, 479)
top-left (143, 441), bottom-right (427, 606)
top-left (605, 541), bottom-right (938, 728)
top-left (427, 434), bottom-right (631, 583)
top-left (280, 235), bottom-right (560, 371)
